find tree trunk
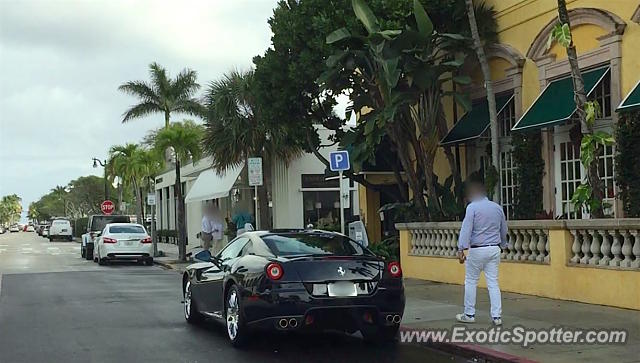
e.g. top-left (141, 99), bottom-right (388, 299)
top-left (557, 0), bottom-right (604, 218)
top-left (466, 0), bottom-right (501, 204)
top-left (174, 159), bottom-right (187, 261)
top-left (164, 111), bottom-right (170, 129)
top-left (132, 178), bottom-right (143, 224)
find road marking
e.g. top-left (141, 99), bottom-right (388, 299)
top-left (47, 247), bottom-right (60, 250)
top-left (0, 244), bottom-right (8, 247)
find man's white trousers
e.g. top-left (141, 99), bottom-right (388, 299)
top-left (464, 245), bottom-right (502, 318)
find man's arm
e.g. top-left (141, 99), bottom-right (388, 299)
top-left (458, 204), bottom-right (474, 251)
top-left (500, 209), bottom-right (508, 248)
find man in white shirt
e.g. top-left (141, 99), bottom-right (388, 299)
top-left (201, 203), bottom-right (224, 253)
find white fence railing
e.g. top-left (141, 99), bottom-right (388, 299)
top-left (397, 220), bottom-right (640, 270)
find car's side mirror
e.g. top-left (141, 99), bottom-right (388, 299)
top-left (195, 249), bottom-right (212, 262)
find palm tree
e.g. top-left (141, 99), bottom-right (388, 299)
top-left (554, 0), bottom-right (604, 217)
top-left (108, 144), bottom-right (146, 223)
top-left (118, 62), bottom-right (205, 128)
top-left (154, 121), bottom-right (203, 261)
top-left (465, 0), bottom-right (500, 203)
top-left (202, 69), bottom-right (303, 227)
top-left (51, 185), bottom-right (68, 216)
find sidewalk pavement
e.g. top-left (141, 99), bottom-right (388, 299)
top-left (152, 244), bottom-right (639, 363)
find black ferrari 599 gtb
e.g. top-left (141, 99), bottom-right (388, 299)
top-left (181, 229), bottom-right (405, 347)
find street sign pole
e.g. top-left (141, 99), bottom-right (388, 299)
top-left (339, 170), bottom-right (345, 234)
top-left (329, 150), bottom-right (350, 235)
top-left (248, 157), bottom-right (263, 230)
top-left (254, 185), bottom-right (259, 230)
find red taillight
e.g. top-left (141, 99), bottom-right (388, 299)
top-left (103, 237), bottom-right (117, 244)
top-left (388, 261), bottom-right (402, 278)
top-left (266, 262), bottom-right (283, 280)
top-left (141, 237), bottom-right (152, 244)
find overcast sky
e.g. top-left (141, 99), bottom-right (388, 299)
top-left (0, 0), bottom-right (286, 219)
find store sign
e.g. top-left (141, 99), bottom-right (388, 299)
top-left (248, 157), bottom-right (263, 186)
top-left (147, 193), bottom-right (156, 206)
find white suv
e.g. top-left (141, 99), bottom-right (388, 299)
top-left (49, 219), bottom-right (73, 241)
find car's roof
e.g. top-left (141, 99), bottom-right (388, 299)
top-left (249, 229), bottom-right (346, 237)
top-left (105, 223), bottom-right (144, 227)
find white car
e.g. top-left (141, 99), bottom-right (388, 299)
top-left (42, 226), bottom-right (49, 236)
top-left (49, 219), bottom-right (73, 241)
top-left (9, 225), bottom-right (20, 233)
top-left (94, 223), bottom-right (153, 265)
top-left (26, 225), bottom-right (35, 232)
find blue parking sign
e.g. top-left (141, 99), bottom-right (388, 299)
top-left (329, 150), bottom-right (350, 171)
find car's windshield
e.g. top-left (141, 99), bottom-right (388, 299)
top-left (261, 233), bottom-right (373, 257)
top-left (91, 216), bottom-right (130, 232)
top-left (52, 220), bottom-right (70, 225)
top-left (109, 225), bottom-right (146, 234)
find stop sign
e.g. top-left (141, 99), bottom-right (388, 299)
top-left (101, 200), bottom-right (115, 215)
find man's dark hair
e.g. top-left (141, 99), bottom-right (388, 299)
top-left (465, 180), bottom-right (486, 194)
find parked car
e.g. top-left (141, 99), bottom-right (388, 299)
top-left (9, 225), bottom-right (20, 233)
top-left (181, 230), bottom-right (405, 347)
top-left (42, 225), bottom-right (50, 237)
top-left (81, 215), bottom-right (131, 260)
top-left (0, 226), bottom-right (5, 234)
top-left (94, 223), bottom-right (153, 265)
top-left (49, 219), bottom-right (72, 241)
top-left (26, 225), bottom-right (35, 232)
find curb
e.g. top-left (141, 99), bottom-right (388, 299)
top-left (426, 342), bottom-right (538, 363)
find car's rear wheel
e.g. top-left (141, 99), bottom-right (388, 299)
top-left (361, 325), bottom-right (399, 343)
top-left (226, 285), bottom-right (248, 347)
top-left (144, 258), bottom-right (153, 266)
top-left (184, 281), bottom-right (202, 324)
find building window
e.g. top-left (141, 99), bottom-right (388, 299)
top-left (589, 70), bottom-right (611, 118)
top-left (558, 141), bottom-right (583, 220)
top-left (301, 174), bottom-right (354, 231)
top-left (499, 96), bottom-right (516, 137)
top-left (599, 144), bottom-right (615, 216)
top-left (500, 151), bottom-right (516, 219)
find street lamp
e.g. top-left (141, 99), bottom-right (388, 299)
top-left (92, 158), bottom-right (109, 201)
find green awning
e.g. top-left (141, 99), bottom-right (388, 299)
top-left (512, 67), bottom-right (610, 131)
top-left (617, 80), bottom-right (640, 112)
top-left (440, 94), bottom-right (514, 145)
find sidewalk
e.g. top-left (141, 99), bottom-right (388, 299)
top-left (152, 246), bottom-right (639, 362)
top-left (402, 279), bottom-right (639, 363)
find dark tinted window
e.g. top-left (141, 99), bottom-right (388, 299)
top-left (109, 225), bottom-right (146, 234)
top-left (241, 241), bottom-right (254, 256)
top-left (90, 216), bottom-right (130, 232)
top-left (218, 237), bottom-right (249, 261)
top-left (262, 233), bottom-right (372, 257)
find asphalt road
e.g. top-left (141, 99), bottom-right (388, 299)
top-left (0, 231), bottom-right (465, 363)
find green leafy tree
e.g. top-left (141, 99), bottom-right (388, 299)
top-left (0, 194), bottom-right (23, 225)
top-left (118, 62), bottom-right (205, 128)
top-left (154, 121), bottom-right (203, 261)
top-left (51, 185), bottom-right (69, 216)
top-left (320, 0), bottom-right (472, 219)
top-left (108, 144), bottom-right (148, 223)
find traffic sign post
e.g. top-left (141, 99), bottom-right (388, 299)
top-left (329, 151), bottom-right (350, 234)
top-left (101, 200), bottom-right (115, 215)
top-left (248, 157), bottom-right (263, 229)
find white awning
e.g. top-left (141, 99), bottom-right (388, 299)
top-left (185, 163), bottom-right (244, 203)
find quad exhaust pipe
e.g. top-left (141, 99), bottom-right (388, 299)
top-left (278, 318), bottom-right (289, 328)
top-left (385, 314), bottom-right (402, 324)
top-left (278, 317), bottom-right (299, 329)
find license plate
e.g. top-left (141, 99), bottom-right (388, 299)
top-left (125, 241), bottom-right (133, 246)
top-left (327, 282), bottom-right (358, 297)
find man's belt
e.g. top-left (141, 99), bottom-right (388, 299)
top-left (470, 243), bottom-right (501, 249)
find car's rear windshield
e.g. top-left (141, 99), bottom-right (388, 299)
top-left (109, 225), bottom-right (146, 234)
top-left (91, 216), bottom-right (130, 231)
top-left (52, 220), bottom-right (70, 225)
top-left (261, 233), bottom-right (372, 257)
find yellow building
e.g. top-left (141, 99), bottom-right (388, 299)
top-left (361, 1), bottom-right (640, 309)
top-left (361, 1), bottom-right (640, 241)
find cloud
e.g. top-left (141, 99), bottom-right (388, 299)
top-left (0, 0), bottom-right (278, 219)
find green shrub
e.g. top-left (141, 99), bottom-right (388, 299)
top-left (615, 110), bottom-right (640, 217)
top-left (73, 218), bottom-right (88, 237)
top-left (512, 132), bottom-right (545, 219)
top-left (368, 235), bottom-right (399, 261)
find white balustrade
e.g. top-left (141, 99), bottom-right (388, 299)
top-left (567, 221), bottom-right (640, 270)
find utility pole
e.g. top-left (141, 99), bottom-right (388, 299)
top-left (92, 158), bottom-right (109, 200)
